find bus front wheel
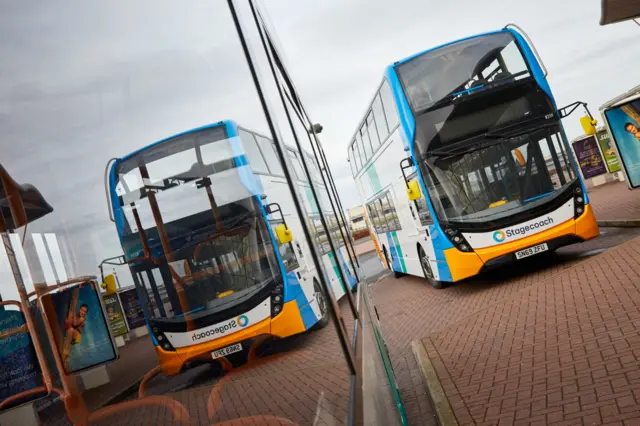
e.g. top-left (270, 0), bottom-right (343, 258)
top-left (418, 245), bottom-right (445, 289)
top-left (311, 279), bottom-right (329, 331)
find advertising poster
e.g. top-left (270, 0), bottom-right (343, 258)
top-left (596, 130), bottom-right (621, 173)
top-left (48, 283), bottom-right (117, 374)
top-left (572, 136), bottom-right (607, 179)
top-left (102, 293), bottom-right (128, 337)
top-left (118, 288), bottom-right (146, 330)
top-left (0, 310), bottom-right (44, 408)
top-left (604, 98), bottom-right (640, 187)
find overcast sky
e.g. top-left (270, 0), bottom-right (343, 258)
top-left (1, 0), bottom-right (638, 288)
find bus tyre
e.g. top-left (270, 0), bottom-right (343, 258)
top-left (311, 280), bottom-right (329, 331)
top-left (418, 245), bottom-right (445, 289)
top-left (383, 246), bottom-right (403, 279)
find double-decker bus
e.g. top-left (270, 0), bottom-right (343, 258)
top-left (348, 24), bottom-right (599, 288)
top-left (105, 120), bottom-right (356, 375)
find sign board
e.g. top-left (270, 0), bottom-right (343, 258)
top-left (596, 129), bottom-right (621, 173)
top-left (102, 293), bottom-right (128, 337)
top-left (603, 96), bottom-right (640, 188)
top-left (0, 310), bottom-right (44, 409)
top-left (44, 282), bottom-right (118, 374)
top-left (118, 288), bottom-right (146, 330)
top-left (571, 135), bottom-right (608, 179)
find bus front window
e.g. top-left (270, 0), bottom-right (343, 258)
top-left (423, 123), bottom-right (578, 224)
top-left (114, 127), bottom-right (281, 321)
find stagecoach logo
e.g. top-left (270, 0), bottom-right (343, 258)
top-left (492, 217), bottom-right (555, 244)
top-left (493, 230), bottom-right (506, 243)
top-left (191, 315), bottom-right (250, 342)
top-left (237, 315), bottom-right (249, 327)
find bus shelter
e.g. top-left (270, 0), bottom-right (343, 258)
top-left (600, 0), bottom-right (640, 25)
top-left (0, 1), bottom-right (407, 425)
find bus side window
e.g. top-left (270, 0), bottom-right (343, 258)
top-left (380, 80), bottom-right (399, 131)
top-left (238, 129), bottom-right (269, 174)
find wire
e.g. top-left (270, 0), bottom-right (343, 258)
top-left (635, 19), bottom-right (640, 27)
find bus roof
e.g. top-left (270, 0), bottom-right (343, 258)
top-left (389, 29), bottom-right (508, 69)
top-left (116, 120), bottom-right (232, 164)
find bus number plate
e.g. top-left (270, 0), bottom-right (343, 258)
top-left (515, 243), bottom-right (548, 260)
top-left (211, 343), bottom-right (243, 359)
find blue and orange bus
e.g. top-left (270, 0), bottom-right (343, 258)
top-left (348, 24), bottom-right (599, 288)
top-left (104, 120), bottom-right (356, 374)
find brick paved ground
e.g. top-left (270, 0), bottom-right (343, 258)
top-left (425, 235), bottom-right (640, 425)
top-left (588, 181), bottom-right (640, 221)
top-left (371, 227), bottom-right (640, 426)
top-left (81, 311), bottom-right (354, 426)
top-left (36, 243), bottom-right (385, 426)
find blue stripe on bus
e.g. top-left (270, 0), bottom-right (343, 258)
top-left (176, 306), bottom-right (205, 317)
top-left (285, 271), bottom-right (318, 330)
top-left (386, 67), bottom-right (454, 280)
top-left (337, 248), bottom-right (357, 289)
top-left (524, 191), bottom-right (554, 204)
top-left (386, 232), bottom-right (401, 272)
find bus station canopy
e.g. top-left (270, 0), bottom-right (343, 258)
top-left (600, 0), bottom-right (640, 25)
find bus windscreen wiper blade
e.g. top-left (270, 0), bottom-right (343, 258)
top-left (426, 136), bottom-right (505, 157)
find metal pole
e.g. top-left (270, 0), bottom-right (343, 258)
top-left (229, 0), bottom-right (356, 375)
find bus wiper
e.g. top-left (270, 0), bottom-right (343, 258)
top-left (426, 136), bottom-right (505, 157)
top-left (416, 93), bottom-right (458, 115)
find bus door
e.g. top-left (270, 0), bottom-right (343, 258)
top-left (404, 162), bottom-right (438, 279)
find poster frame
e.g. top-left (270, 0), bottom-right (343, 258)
top-left (571, 134), bottom-right (608, 179)
top-left (600, 91), bottom-right (640, 189)
top-left (39, 280), bottom-right (119, 375)
top-left (116, 286), bottom-right (147, 331)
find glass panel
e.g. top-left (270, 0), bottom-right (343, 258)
top-left (367, 111), bottom-right (380, 151)
top-left (287, 150), bottom-right (307, 181)
top-left (3, 2), bottom-right (358, 424)
top-left (361, 123), bottom-right (373, 161)
top-left (356, 131), bottom-right (368, 166)
top-left (381, 194), bottom-right (400, 231)
top-left (256, 136), bottom-right (284, 176)
top-left (422, 124), bottom-right (578, 224)
top-left (305, 152), bottom-right (323, 183)
top-left (351, 142), bottom-right (362, 172)
top-left (380, 80), bottom-right (400, 131)
top-left (238, 129), bottom-right (270, 174)
top-left (366, 202), bottom-right (384, 234)
top-left (372, 93), bottom-right (389, 143)
top-left (349, 143), bottom-right (358, 177)
top-left (396, 32), bottom-right (530, 113)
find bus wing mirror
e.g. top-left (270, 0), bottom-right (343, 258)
top-left (275, 223), bottom-right (293, 244)
top-left (580, 115), bottom-right (597, 135)
top-left (407, 180), bottom-right (421, 201)
top-left (101, 274), bottom-right (117, 295)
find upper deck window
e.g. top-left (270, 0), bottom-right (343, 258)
top-left (396, 32), bottom-right (530, 114)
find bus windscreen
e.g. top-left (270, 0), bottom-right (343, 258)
top-left (112, 127), bottom-right (282, 320)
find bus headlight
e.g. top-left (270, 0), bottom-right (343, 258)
top-left (151, 324), bottom-right (175, 351)
top-left (574, 186), bottom-right (585, 218)
top-left (271, 281), bottom-right (284, 318)
top-left (443, 227), bottom-right (474, 252)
